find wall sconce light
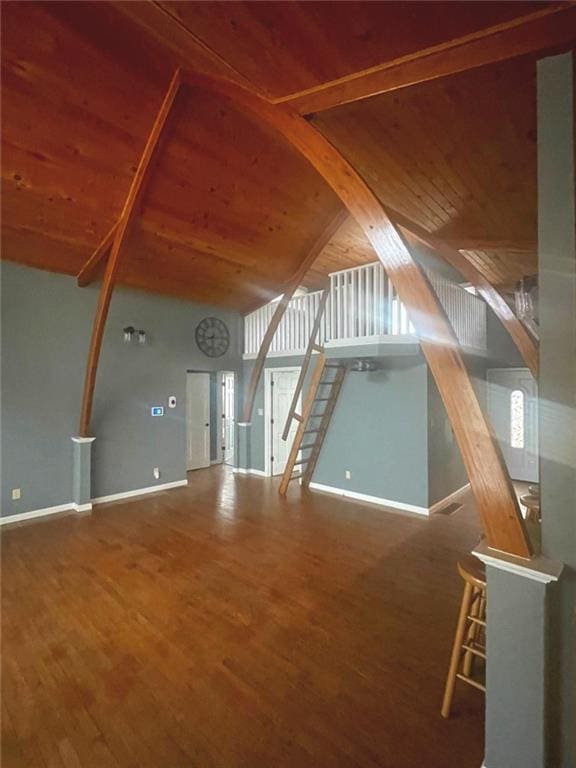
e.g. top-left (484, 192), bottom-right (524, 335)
top-left (123, 326), bottom-right (135, 343)
top-left (137, 329), bottom-right (147, 345)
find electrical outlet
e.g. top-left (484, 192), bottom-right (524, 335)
top-left (257, 408), bottom-right (264, 416)
top-left (153, 468), bottom-right (160, 480)
top-left (12, 488), bottom-right (21, 500)
top-left (345, 470), bottom-right (351, 480)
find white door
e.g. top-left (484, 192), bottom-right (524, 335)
top-left (186, 372), bottom-right (211, 471)
top-left (221, 372), bottom-right (235, 465)
top-left (268, 368), bottom-right (301, 476)
top-left (487, 368), bottom-right (539, 482)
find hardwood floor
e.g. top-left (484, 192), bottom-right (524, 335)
top-left (2, 467), bottom-right (484, 767)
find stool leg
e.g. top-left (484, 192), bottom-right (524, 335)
top-left (441, 581), bottom-right (473, 718)
top-left (463, 587), bottom-right (481, 677)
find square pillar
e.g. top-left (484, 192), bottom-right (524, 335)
top-left (235, 422), bottom-right (251, 472)
top-left (475, 542), bottom-right (563, 768)
top-left (71, 437), bottom-right (95, 512)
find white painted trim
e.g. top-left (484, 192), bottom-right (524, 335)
top-left (325, 334), bottom-right (418, 348)
top-left (71, 436), bottom-right (96, 444)
top-left (308, 482), bottom-right (429, 516)
top-left (92, 479), bottom-right (188, 505)
top-left (429, 483), bottom-right (471, 515)
top-left (473, 540), bottom-right (564, 584)
top-left (237, 422), bottom-right (251, 427)
top-left (73, 503), bottom-right (93, 513)
top-left (232, 468), bottom-right (267, 477)
top-left (0, 503), bottom-right (74, 526)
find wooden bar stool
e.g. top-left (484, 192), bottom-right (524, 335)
top-left (441, 554), bottom-right (487, 718)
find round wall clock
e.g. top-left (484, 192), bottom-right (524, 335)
top-left (195, 317), bottom-right (230, 358)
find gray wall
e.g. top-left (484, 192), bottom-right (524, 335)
top-left (1, 262), bottom-right (242, 517)
top-left (537, 52), bottom-right (575, 768)
top-left (313, 357), bottom-right (429, 507)
top-left (427, 353), bottom-right (487, 507)
top-left (245, 353), bottom-right (430, 509)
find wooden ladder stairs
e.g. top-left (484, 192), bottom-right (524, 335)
top-left (279, 289), bottom-right (346, 495)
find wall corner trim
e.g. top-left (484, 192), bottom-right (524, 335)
top-left (473, 540), bottom-right (564, 584)
top-left (307, 481), bottom-right (430, 516)
top-left (73, 503), bottom-right (93, 513)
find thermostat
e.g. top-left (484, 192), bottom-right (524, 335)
top-left (151, 406), bottom-right (164, 417)
top-left (168, 396), bottom-right (177, 409)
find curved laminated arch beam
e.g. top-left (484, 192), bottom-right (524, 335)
top-left (241, 208), bottom-right (348, 423)
top-left (383, 208), bottom-right (539, 378)
top-left (183, 70), bottom-right (531, 558)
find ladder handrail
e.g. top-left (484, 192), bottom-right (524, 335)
top-left (281, 287), bottom-right (329, 442)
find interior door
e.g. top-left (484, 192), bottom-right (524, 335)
top-left (270, 369), bottom-right (300, 476)
top-left (487, 368), bottom-right (539, 482)
top-left (186, 372), bottom-right (211, 471)
top-left (221, 372), bottom-right (235, 465)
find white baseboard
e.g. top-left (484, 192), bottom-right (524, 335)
top-left (233, 467), bottom-right (268, 477)
top-left (428, 483), bottom-right (471, 515)
top-left (0, 502), bottom-right (75, 526)
top-left (1, 480), bottom-right (188, 527)
top-left (92, 479), bottom-right (188, 505)
top-left (307, 481), bottom-right (430, 516)
top-left (73, 503), bottom-right (93, 513)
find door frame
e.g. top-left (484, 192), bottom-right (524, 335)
top-left (264, 366), bottom-right (301, 478)
top-left (218, 370), bottom-right (236, 466)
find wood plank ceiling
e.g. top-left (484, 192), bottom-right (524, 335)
top-left (1, 1), bottom-right (569, 309)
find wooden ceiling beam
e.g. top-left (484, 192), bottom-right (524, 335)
top-left (277, 5), bottom-right (576, 115)
top-left (242, 208), bottom-right (348, 423)
top-left (183, 70), bottom-right (531, 559)
top-left (384, 207), bottom-right (539, 377)
top-left (78, 69), bottom-right (182, 437)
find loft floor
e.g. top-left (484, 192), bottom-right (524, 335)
top-left (2, 466), bottom-right (484, 768)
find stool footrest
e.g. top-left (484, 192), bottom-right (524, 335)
top-left (461, 643), bottom-right (486, 660)
top-left (456, 673), bottom-right (486, 692)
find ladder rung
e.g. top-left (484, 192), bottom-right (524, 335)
top-left (300, 444), bottom-right (316, 451)
top-left (291, 473), bottom-right (302, 481)
top-left (304, 429), bottom-right (320, 434)
top-left (314, 397), bottom-right (331, 402)
top-left (293, 413), bottom-right (303, 422)
top-left (467, 616), bottom-right (486, 627)
top-left (293, 458), bottom-right (308, 466)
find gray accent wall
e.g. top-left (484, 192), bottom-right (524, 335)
top-left (313, 357), bottom-right (429, 507)
top-left (1, 262), bottom-right (242, 517)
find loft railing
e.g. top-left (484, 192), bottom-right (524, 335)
top-left (243, 261), bottom-right (486, 357)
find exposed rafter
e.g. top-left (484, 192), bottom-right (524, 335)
top-left (77, 222), bottom-right (119, 287)
top-left (79, 69), bottom-right (182, 437)
top-left (182, 70), bottom-right (531, 559)
top-left (277, 5), bottom-right (576, 114)
top-left (242, 208), bottom-right (348, 423)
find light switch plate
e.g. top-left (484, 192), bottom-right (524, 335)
top-left (12, 488), bottom-right (21, 500)
top-left (258, 408), bottom-right (264, 416)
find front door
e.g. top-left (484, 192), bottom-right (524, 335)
top-left (487, 368), bottom-right (539, 483)
top-left (269, 368), bottom-right (301, 476)
top-left (186, 372), bottom-right (211, 471)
